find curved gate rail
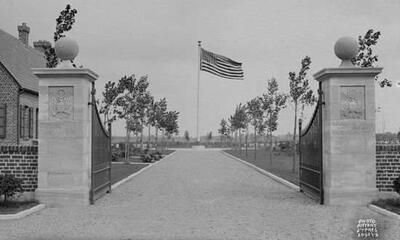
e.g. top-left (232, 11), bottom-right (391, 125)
top-left (299, 83), bottom-right (323, 204)
top-left (90, 85), bottom-right (112, 204)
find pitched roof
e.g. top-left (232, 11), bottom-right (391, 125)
top-left (0, 28), bottom-right (46, 93)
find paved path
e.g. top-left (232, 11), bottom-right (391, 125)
top-left (1, 150), bottom-right (399, 239)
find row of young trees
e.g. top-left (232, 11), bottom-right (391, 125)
top-left (219, 29), bottom-right (390, 173)
top-left (98, 75), bottom-right (179, 159)
top-left (218, 74), bottom-right (303, 171)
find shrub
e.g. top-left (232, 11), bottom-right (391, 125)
top-left (394, 176), bottom-right (400, 195)
top-left (151, 153), bottom-right (161, 161)
top-left (141, 154), bottom-right (153, 163)
top-left (277, 141), bottom-right (292, 152)
top-left (0, 174), bottom-right (24, 202)
top-left (111, 148), bottom-right (126, 160)
top-left (141, 149), bottom-right (153, 163)
top-left (149, 153), bottom-right (157, 161)
top-left (155, 151), bottom-right (163, 160)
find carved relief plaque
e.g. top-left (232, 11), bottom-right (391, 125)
top-left (48, 86), bottom-right (74, 120)
top-left (340, 86), bottom-right (365, 119)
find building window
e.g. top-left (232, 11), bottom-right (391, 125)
top-left (28, 107), bottom-right (33, 138)
top-left (20, 105), bottom-right (25, 139)
top-left (0, 104), bottom-right (6, 138)
top-left (35, 108), bottom-right (38, 139)
top-left (20, 105), bottom-right (30, 139)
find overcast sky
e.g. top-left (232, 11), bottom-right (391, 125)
top-left (1, 0), bottom-right (399, 137)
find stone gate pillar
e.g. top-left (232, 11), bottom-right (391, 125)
top-left (314, 37), bottom-right (382, 205)
top-left (32, 38), bottom-right (98, 207)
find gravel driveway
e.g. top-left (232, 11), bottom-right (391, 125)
top-left (1, 150), bottom-right (399, 240)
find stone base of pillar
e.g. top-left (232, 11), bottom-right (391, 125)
top-left (36, 188), bottom-right (90, 207)
top-left (324, 187), bottom-right (378, 206)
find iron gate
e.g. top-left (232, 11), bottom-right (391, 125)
top-left (90, 85), bottom-right (112, 204)
top-left (299, 83), bottom-right (323, 204)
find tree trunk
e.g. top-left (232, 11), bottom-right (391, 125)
top-left (254, 125), bottom-right (257, 160)
top-left (148, 124), bottom-right (151, 149)
top-left (140, 128), bottom-right (144, 150)
top-left (164, 132), bottom-right (168, 150)
top-left (136, 132), bottom-right (139, 149)
top-left (234, 131), bottom-right (237, 150)
top-left (161, 131), bottom-right (165, 150)
top-left (155, 127), bottom-right (158, 150)
top-left (264, 134), bottom-right (267, 152)
top-left (292, 102), bottom-right (298, 173)
top-left (104, 112), bottom-right (108, 128)
top-left (239, 130), bottom-right (242, 156)
top-left (235, 130), bottom-right (238, 151)
top-left (245, 129), bottom-right (248, 159)
top-left (232, 133), bottom-right (235, 149)
top-left (269, 130), bottom-right (273, 165)
top-left (125, 120), bottom-right (130, 162)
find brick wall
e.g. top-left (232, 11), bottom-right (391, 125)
top-left (0, 145), bottom-right (38, 192)
top-left (0, 62), bottom-right (20, 144)
top-left (376, 144), bottom-right (400, 192)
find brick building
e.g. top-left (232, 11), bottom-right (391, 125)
top-left (0, 23), bottom-right (48, 145)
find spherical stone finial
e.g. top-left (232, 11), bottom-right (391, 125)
top-left (54, 37), bottom-right (79, 63)
top-left (334, 36), bottom-right (358, 68)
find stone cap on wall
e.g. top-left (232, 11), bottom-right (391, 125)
top-left (0, 145), bottom-right (38, 154)
top-left (31, 68), bottom-right (99, 83)
top-left (313, 67), bottom-right (383, 82)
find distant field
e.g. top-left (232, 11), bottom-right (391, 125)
top-left (224, 149), bottom-right (299, 185)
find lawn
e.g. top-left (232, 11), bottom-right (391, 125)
top-left (0, 200), bottom-right (39, 214)
top-left (111, 163), bottom-right (149, 185)
top-left (224, 149), bottom-right (299, 185)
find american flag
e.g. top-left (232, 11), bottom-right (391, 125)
top-left (200, 48), bottom-right (244, 80)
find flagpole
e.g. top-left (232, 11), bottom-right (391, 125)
top-left (196, 41), bottom-right (201, 143)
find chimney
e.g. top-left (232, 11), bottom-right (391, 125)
top-left (18, 23), bottom-right (30, 46)
top-left (33, 40), bottom-right (51, 53)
